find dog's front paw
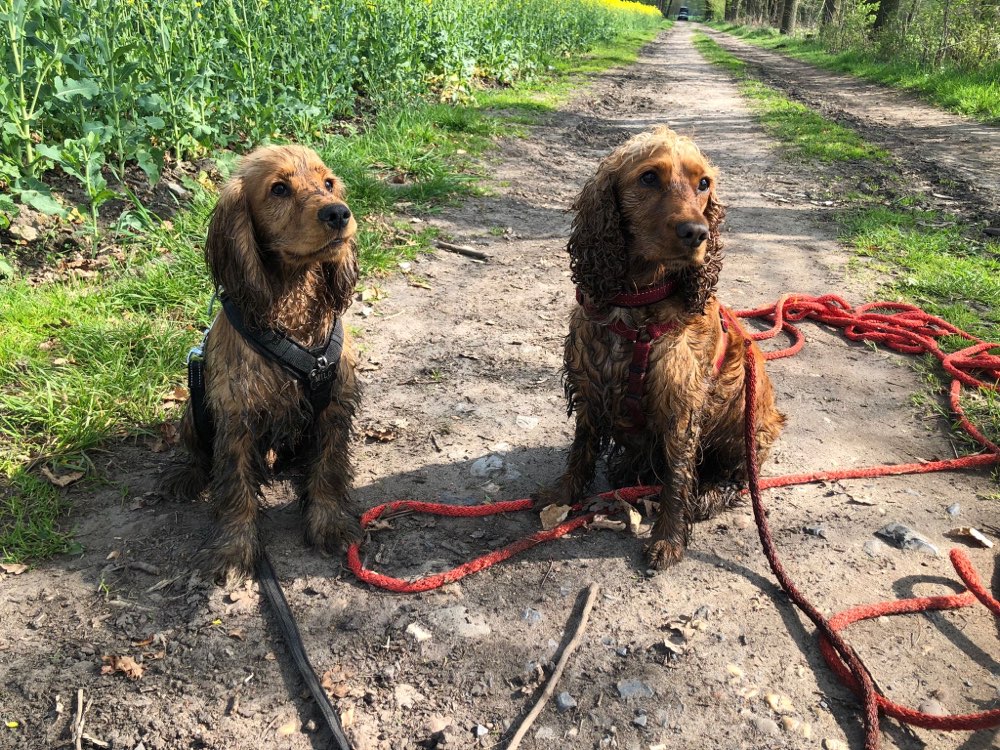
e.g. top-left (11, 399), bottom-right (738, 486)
top-left (531, 482), bottom-right (574, 511)
top-left (200, 526), bottom-right (260, 584)
top-left (304, 500), bottom-right (360, 555)
top-left (644, 539), bottom-right (685, 570)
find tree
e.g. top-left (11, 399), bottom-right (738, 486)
top-left (821, 0), bottom-right (838, 25)
top-left (872, 0), bottom-right (900, 31)
top-left (780, 0), bottom-right (799, 32)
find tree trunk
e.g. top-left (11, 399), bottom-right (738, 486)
top-left (873, 0), bottom-right (900, 31)
top-left (780, 0), bottom-right (798, 33)
top-left (821, 0), bottom-right (838, 26)
top-left (725, 0), bottom-right (739, 22)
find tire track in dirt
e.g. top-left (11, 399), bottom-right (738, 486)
top-left (702, 26), bottom-right (1000, 223)
top-left (1, 25), bottom-right (997, 750)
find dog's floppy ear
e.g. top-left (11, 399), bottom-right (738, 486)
top-left (568, 163), bottom-right (627, 308)
top-left (205, 176), bottom-right (272, 314)
top-left (324, 244), bottom-right (359, 315)
top-left (682, 181), bottom-right (725, 314)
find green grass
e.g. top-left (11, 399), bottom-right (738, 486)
top-left (708, 23), bottom-right (1000, 124)
top-left (693, 34), bottom-right (887, 162)
top-left (0, 22), bottom-right (668, 564)
top-left (694, 31), bottom-right (1000, 472)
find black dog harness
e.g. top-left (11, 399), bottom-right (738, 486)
top-left (186, 293), bottom-right (345, 450)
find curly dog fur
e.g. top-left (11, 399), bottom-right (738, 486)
top-left (539, 126), bottom-right (785, 569)
top-left (169, 145), bottom-right (361, 581)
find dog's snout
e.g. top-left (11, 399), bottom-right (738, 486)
top-left (318, 203), bottom-right (352, 230)
top-left (675, 221), bottom-right (709, 248)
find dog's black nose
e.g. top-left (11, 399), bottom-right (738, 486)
top-left (676, 221), bottom-right (709, 248)
top-left (318, 203), bottom-right (352, 229)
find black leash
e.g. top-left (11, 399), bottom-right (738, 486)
top-left (256, 551), bottom-right (354, 750)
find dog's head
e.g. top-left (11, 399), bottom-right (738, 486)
top-left (569, 126), bottom-right (725, 312)
top-left (206, 145), bottom-right (358, 315)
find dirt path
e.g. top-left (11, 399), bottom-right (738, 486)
top-left (2, 25), bottom-right (999, 750)
top-left (702, 26), bottom-right (1000, 224)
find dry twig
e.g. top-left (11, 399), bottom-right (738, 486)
top-left (435, 240), bottom-right (490, 261)
top-left (505, 582), bottom-right (600, 750)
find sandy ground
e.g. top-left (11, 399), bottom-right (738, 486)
top-left (1, 24), bottom-right (998, 750)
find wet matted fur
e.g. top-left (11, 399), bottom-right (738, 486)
top-left (169, 145), bottom-right (361, 581)
top-left (538, 126), bottom-right (785, 569)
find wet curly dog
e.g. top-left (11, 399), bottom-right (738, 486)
top-left (538, 126), bottom-right (785, 569)
top-left (171, 145), bottom-right (361, 580)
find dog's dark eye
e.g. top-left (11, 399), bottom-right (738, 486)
top-left (271, 182), bottom-right (289, 197)
top-left (639, 171), bottom-right (658, 186)
top-left (324, 178), bottom-right (334, 191)
top-left (698, 177), bottom-right (711, 192)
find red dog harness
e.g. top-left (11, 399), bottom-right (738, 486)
top-left (576, 280), bottom-right (729, 431)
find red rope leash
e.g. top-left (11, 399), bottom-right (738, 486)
top-left (346, 293), bottom-right (1000, 743)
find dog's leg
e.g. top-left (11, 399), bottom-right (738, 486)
top-left (302, 403), bottom-right (360, 554)
top-left (163, 402), bottom-right (212, 502)
top-left (204, 425), bottom-right (267, 582)
top-left (646, 413), bottom-right (700, 569)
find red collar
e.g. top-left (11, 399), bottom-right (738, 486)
top-left (575, 278), bottom-right (679, 311)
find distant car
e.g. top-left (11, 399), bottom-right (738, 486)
top-left (677, 6), bottom-right (690, 20)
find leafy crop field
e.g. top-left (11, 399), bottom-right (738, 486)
top-left (1, 0), bottom-right (661, 220)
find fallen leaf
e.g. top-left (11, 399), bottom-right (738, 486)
top-left (101, 655), bottom-right (144, 680)
top-left (340, 705), bottom-right (355, 729)
top-left (589, 514), bottom-right (626, 532)
top-left (363, 426), bottom-right (398, 443)
top-left (40, 466), bottom-right (84, 488)
top-left (162, 386), bottom-right (188, 405)
top-left (618, 499), bottom-right (642, 536)
top-left (539, 504), bottom-right (570, 530)
top-left (276, 718), bottom-right (298, 736)
top-left (947, 526), bottom-right (994, 548)
top-left (1, 563), bottom-right (28, 575)
top-left (228, 629), bottom-right (245, 640)
top-left (321, 668), bottom-right (352, 698)
top-left (407, 278), bottom-right (431, 290)
top-left (5, 721), bottom-right (18, 729)
top-left (132, 636), bottom-right (155, 648)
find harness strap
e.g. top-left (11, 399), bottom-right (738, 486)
top-left (187, 349), bottom-right (215, 453)
top-left (607, 311), bottom-right (729, 433)
top-left (221, 295), bottom-right (344, 414)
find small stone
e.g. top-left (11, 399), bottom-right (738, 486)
top-left (946, 503), bottom-right (960, 517)
top-left (10, 224), bottom-right (39, 242)
top-left (615, 647), bottom-right (628, 657)
top-left (875, 523), bottom-right (939, 556)
top-left (393, 683), bottom-right (423, 710)
top-left (766, 693), bottom-right (794, 714)
top-left (750, 716), bottom-right (781, 737)
top-left (521, 607), bottom-right (542, 624)
top-left (164, 181), bottom-right (191, 200)
top-left (862, 539), bottom-right (887, 558)
top-left (917, 698), bottom-right (947, 716)
top-left (726, 663), bottom-right (744, 679)
top-left (534, 726), bottom-right (558, 740)
top-left (470, 455), bottom-right (504, 477)
top-left (823, 740), bottom-right (848, 750)
top-left (616, 678), bottom-right (654, 699)
top-left (473, 724), bottom-right (488, 738)
top-left (632, 713), bottom-right (647, 728)
top-left (751, 716), bottom-right (780, 736)
top-left (515, 414), bottom-right (539, 430)
top-left (556, 692), bottom-right (577, 712)
top-left (803, 525), bottom-right (828, 539)
top-left (405, 623), bottom-right (432, 643)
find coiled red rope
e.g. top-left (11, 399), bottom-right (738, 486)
top-left (346, 293), bottom-right (1000, 745)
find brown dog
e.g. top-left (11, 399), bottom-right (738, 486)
top-left (538, 126), bottom-right (785, 569)
top-left (171, 145), bottom-right (361, 580)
